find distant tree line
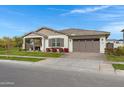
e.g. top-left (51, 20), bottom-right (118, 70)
top-left (0, 36), bottom-right (23, 50)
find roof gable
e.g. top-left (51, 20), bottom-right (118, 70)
top-left (23, 27), bottom-right (66, 37)
top-left (23, 32), bottom-right (48, 38)
top-left (36, 27), bottom-right (65, 36)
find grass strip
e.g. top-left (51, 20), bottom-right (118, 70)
top-left (112, 64), bottom-right (124, 70)
top-left (106, 55), bottom-right (124, 62)
top-left (0, 56), bottom-right (44, 62)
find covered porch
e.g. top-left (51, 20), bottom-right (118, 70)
top-left (22, 36), bottom-right (45, 52)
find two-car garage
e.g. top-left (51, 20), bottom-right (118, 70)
top-left (73, 39), bottom-right (100, 53)
top-left (61, 28), bottom-right (110, 53)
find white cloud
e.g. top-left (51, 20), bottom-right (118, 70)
top-left (62, 5), bottom-right (111, 16)
top-left (0, 20), bottom-right (27, 32)
top-left (99, 22), bottom-right (124, 39)
top-left (48, 8), bottom-right (68, 11)
top-left (8, 10), bottom-right (25, 16)
top-left (71, 6), bottom-right (110, 13)
top-left (98, 13), bottom-right (123, 19)
top-left (0, 8), bottom-right (25, 16)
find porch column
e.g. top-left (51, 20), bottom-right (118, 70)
top-left (41, 37), bottom-right (45, 52)
top-left (22, 38), bottom-right (25, 49)
top-left (100, 37), bottom-right (106, 53)
top-left (40, 37), bottom-right (42, 51)
top-left (69, 39), bottom-right (73, 52)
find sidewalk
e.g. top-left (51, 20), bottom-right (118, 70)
top-left (109, 62), bottom-right (124, 64)
top-left (0, 54), bottom-right (49, 59)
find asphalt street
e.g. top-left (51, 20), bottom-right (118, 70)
top-left (0, 60), bottom-right (124, 87)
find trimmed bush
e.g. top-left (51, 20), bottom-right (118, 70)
top-left (105, 48), bottom-right (114, 55)
top-left (64, 48), bottom-right (69, 53)
top-left (58, 48), bottom-right (63, 52)
top-left (46, 48), bottom-right (51, 52)
top-left (51, 48), bottom-right (57, 52)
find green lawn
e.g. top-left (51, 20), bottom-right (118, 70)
top-left (112, 64), bottom-right (124, 70)
top-left (106, 55), bottom-right (124, 62)
top-left (0, 48), bottom-right (63, 58)
top-left (0, 56), bottom-right (44, 62)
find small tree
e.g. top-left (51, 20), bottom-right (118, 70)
top-left (0, 38), bottom-right (2, 47)
top-left (2, 37), bottom-right (13, 55)
top-left (13, 36), bottom-right (22, 49)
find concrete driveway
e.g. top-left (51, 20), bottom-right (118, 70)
top-left (62, 52), bottom-right (106, 61)
top-left (36, 53), bottom-right (114, 74)
top-left (38, 58), bottom-right (114, 75)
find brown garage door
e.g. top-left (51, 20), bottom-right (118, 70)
top-left (73, 39), bottom-right (100, 53)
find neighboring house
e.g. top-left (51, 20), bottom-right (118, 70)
top-left (106, 39), bottom-right (124, 48)
top-left (22, 27), bottom-right (110, 53)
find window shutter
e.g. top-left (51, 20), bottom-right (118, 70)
top-left (49, 39), bottom-right (52, 47)
top-left (60, 38), bottom-right (64, 47)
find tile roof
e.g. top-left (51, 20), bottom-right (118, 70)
top-left (60, 28), bottom-right (110, 36)
top-left (23, 27), bottom-right (110, 37)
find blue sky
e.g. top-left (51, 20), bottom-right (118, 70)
top-left (0, 5), bottom-right (124, 39)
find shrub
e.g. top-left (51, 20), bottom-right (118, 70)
top-left (58, 48), bottom-right (63, 52)
top-left (64, 48), bottom-right (69, 53)
top-left (19, 48), bottom-right (22, 51)
top-left (105, 48), bottom-right (114, 55)
top-left (46, 48), bottom-right (51, 52)
top-left (51, 48), bottom-right (57, 52)
top-left (115, 47), bottom-right (124, 56)
top-left (0, 47), bottom-right (5, 51)
top-left (106, 47), bottom-right (124, 56)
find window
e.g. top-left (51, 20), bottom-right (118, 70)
top-left (49, 38), bottom-right (64, 47)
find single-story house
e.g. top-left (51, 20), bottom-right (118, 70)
top-left (22, 27), bottom-right (110, 53)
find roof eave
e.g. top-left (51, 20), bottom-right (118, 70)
top-left (67, 33), bottom-right (110, 37)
